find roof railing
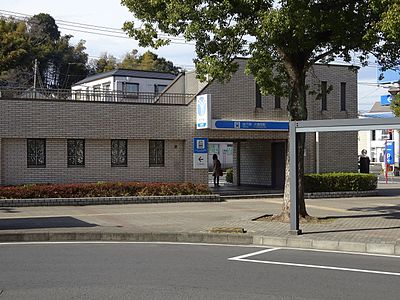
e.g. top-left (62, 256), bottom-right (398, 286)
top-left (0, 87), bottom-right (195, 105)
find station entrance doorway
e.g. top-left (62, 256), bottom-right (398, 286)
top-left (208, 140), bottom-right (286, 191)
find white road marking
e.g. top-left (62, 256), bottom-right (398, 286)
top-left (228, 248), bottom-right (281, 260)
top-left (230, 257), bottom-right (400, 277)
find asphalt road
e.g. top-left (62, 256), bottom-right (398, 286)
top-left (1, 243), bottom-right (400, 299)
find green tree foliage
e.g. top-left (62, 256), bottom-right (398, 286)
top-left (0, 18), bottom-right (31, 73)
top-left (90, 49), bottom-right (181, 74)
top-left (88, 52), bottom-right (118, 74)
top-left (390, 94), bottom-right (400, 117)
top-left (0, 14), bottom-right (89, 89)
top-left (122, 0), bottom-right (400, 218)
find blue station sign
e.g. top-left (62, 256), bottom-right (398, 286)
top-left (212, 120), bottom-right (289, 131)
top-left (193, 138), bottom-right (208, 153)
top-left (385, 141), bottom-right (395, 165)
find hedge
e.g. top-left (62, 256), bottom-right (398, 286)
top-left (304, 173), bottom-right (377, 193)
top-left (226, 168), bottom-right (234, 183)
top-left (0, 182), bottom-right (211, 199)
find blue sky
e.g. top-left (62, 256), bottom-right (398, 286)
top-left (1, 0), bottom-right (394, 112)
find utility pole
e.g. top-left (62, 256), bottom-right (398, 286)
top-left (33, 59), bottom-right (38, 91)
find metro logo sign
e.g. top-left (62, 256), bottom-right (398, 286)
top-left (196, 94), bottom-right (211, 129)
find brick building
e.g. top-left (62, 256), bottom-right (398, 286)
top-left (0, 59), bottom-right (358, 187)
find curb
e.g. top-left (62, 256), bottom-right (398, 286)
top-left (0, 231), bottom-right (399, 256)
top-left (0, 194), bottom-right (221, 207)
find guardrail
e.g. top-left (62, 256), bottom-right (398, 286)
top-left (0, 88), bottom-right (195, 105)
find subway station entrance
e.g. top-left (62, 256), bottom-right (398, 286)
top-left (207, 139), bottom-right (287, 196)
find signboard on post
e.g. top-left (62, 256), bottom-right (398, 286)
top-left (193, 138), bottom-right (208, 169)
top-left (385, 141), bottom-right (395, 165)
top-left (196, 94), bottom-right (211, 129)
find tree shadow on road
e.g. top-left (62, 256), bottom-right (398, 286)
top-left (346, 205), bottom-right (400, 220)
top-left (0, 216), bottom-right (98, 230)
top-left (303, 225), bottom-right (400, 235)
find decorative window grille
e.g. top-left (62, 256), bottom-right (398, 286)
top-left (111, 139), bottom-right (127, 167)
top-left (27, 139), bottom-right (46, 167)
top-left (149, 140), bottom-right (164, 167)
top-left (67, 139), bottom-right (85, 166)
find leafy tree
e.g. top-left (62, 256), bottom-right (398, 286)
top-left (89, 52), bottom-right (118, 74)
top-left (122, 0), bottom-right (400, 219)
top-left (390, 94), bottom-right (400, 117)
top-left (0, 17), bottom-right (31, 74)
top-left (0, 14), bottom-right (90, 89)
top-left (118, 50), bottom-right (180, 74)
top-left (118, 49), bottom-right (139, 69)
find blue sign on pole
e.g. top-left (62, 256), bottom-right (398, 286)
top-left (193, 138), bottom-right (208, 153)
top-left (380, 95), bottom-right (393, 106)
top-left (385, 141), bottom-right (395, 165)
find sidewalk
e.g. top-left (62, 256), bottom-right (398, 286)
top-left (0, 182), bottom-right (399, 255)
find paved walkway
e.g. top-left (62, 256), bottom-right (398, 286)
top-left (0, 182), bottom-right (399, 254)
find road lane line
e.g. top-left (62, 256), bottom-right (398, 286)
top-left (231, 258), bottom-right (400, 277)
top-left (228, 248), bottom-right (281, 260)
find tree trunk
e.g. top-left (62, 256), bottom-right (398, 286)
top-left (280, 68), bottom-right (309, 219)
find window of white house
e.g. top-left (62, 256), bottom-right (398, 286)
top-left (111, 139), bottom-right (127, 167)
top-left (93, 85), bottom-right (101, 101)
top-left (154, 84), bottom-right (168, 94)
top-left (75, 89), bottom-right (82, 100)
top-left (27, 139), bottom-right (46, 167)
top-left (123, 82), bottom-right (139, 98)
top-left (321, 81), bottom-right (327, 111)
top-left (149, 140), bottom-right (164, 167)
top-left (67, 139), bottom-right (85, 167)
top-left (103, 83), bottom-right (111, 101)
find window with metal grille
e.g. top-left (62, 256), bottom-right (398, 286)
top-left (111, 139), bottom-right (127, 167)
top-left (274, 95), bottom-right (281, 109)
top-left (321, 81), bottom-right (327, 111)
top-left (27, 139), bottom-right (46, 167)
top-left (340, 82), bottom-right (346, 111)
top-left (149, 140), bottom-right (164, 167)
top-left (255, 83), bottom-right (262, 108)
top-left (67, 139), bottom-right (85, 167)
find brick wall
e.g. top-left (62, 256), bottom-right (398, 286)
top-left (2, 138), bottom-right (185, 185)
top-left (239, 140), bottom-right (272, 186)
top-left (0, 59), bottom-right (358, 186)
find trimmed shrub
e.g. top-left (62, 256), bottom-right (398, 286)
top-left (0, 182), bottom-right (211, 199)
top-left (304, 173), bottom-right (377, 193)
top-left (226, 168), bottom-right (233, 183)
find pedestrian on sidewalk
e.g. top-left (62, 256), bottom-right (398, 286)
top-left (212, 154), bottom-right (223, 187)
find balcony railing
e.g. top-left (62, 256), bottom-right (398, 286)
top-left (0, 88), bottom-right (195, 105)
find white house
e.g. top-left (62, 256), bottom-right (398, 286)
top-left (71, 69), bottom-right (177, 101)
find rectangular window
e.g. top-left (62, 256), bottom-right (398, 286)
top-left (93, 85), bottom-right (101, 101)
top-left (149, 140), bottom-right (164, 167)
top-left (123, 82), bottom-right (139, 98)
top-left (321, 81), bottom-right (327, 111)
top-left (274, 95), bottom-right (281, 109)
top-left (340, 82), bottom-right (346, 111)
top-left (255, 83), bottom-right (262, 108)
top-left (27, 139), bottom-right (46, 167)
top-left (111, 139), bottom-right (127, 167)
top-left (67, 139), bottom-right (85, 167)
top-left (154, 84), bottom-right (167, 95)
top-left (75, 89), bottom-right (82, 100)
top-left (372, 130), bottom-right (376, 141)
top-left (103, 82), bottom-right (111, 101)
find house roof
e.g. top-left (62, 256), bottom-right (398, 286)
top-left (369, 101), bottom-right (392, 113)
top-left (73, 69), bottom-right (177, 85)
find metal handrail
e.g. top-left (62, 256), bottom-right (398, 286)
top-left (0, 87), bottom-right (195, 105)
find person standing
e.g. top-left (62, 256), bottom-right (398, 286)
top-left (212, 154), bottom-right (222, 187)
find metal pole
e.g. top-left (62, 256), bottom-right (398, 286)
top-left (33, 59), bottom-right (38, 91)
top-left (289, 121), bottom-right (301, 235)
top-left (316, 131), bottom-right (320, 174)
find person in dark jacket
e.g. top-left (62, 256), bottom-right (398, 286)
top-left (212, 154), bottom-right (222, 187)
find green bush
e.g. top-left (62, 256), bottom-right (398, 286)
top-left (0, 182), bottom-right (211, 199)
top-left (226, 168), bottom-right (233, 183)
top-left (304, 173), bottom-right (377, 193)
